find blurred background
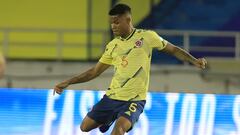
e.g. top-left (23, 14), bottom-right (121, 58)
top-left (0, 0), bottom-right (240, 93)
top-left (0, 0), bottom-right (240, 135)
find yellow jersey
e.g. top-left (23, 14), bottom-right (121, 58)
top-left (99, 29), bottom-right (168, 101)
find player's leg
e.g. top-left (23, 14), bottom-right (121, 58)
top-left (80, 95), bottom-right (116, 132)
top-left (80, 116), bottom-right (101, 132)
top-left (111, 116), bottom-right (132, 135)
top-left (111, 100), bottom-right (146, 135)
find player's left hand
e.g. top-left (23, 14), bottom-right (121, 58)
top-left (194, 58), bottom-right (207, 69)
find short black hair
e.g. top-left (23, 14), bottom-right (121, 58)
top-left (108, 3), bottom-right (131, 16)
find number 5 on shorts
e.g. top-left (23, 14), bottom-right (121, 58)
top-left (129, 103), bottom-right (137, 112)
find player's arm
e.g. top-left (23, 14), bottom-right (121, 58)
top-left (161, 42), bottom-right (207, 69)
top-left (54, 62), bottom-right (111, 95)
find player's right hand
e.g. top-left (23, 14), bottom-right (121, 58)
top-left (53, 81), bottom-right (70, 95)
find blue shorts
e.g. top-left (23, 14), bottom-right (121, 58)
top-left (87, 95), bottom-right (146, 131)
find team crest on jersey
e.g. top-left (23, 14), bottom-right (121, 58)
top-left (135, 38), bottom-right (144, 48)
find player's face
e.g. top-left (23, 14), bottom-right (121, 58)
top-left (110, 14), bottom-right (130, 37)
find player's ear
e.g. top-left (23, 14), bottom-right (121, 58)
top-left (126, 15), bottom-right (131, 23)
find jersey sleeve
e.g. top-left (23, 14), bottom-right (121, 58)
top-left (99, 43), bottom-right (113, 65)
top-left (148, 31), bottom-right (168, 50)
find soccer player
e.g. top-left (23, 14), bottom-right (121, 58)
top-left (54, 3), bottom-right (207, 135)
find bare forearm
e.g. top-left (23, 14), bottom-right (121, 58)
top-left (54, 62), bottom-right (110, 95)
top-left (162, 43), bottom-right (207, 69)
top-left (66, 68), bottom-right (98, 85)
top-left (173, 46), bottom-right (197, 64)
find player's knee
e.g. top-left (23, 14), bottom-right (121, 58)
top-left (111, 125), bottom-right (126, 135)
top-left (111, 117), bottom-right (131, 135)
top-left (80, 122), bottom-right (91, 132)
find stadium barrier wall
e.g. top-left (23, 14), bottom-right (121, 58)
top-left (0, 88), bottom-right (239, 135)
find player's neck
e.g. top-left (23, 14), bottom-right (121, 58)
top-left (122, 26), bottom-right (135, 39)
